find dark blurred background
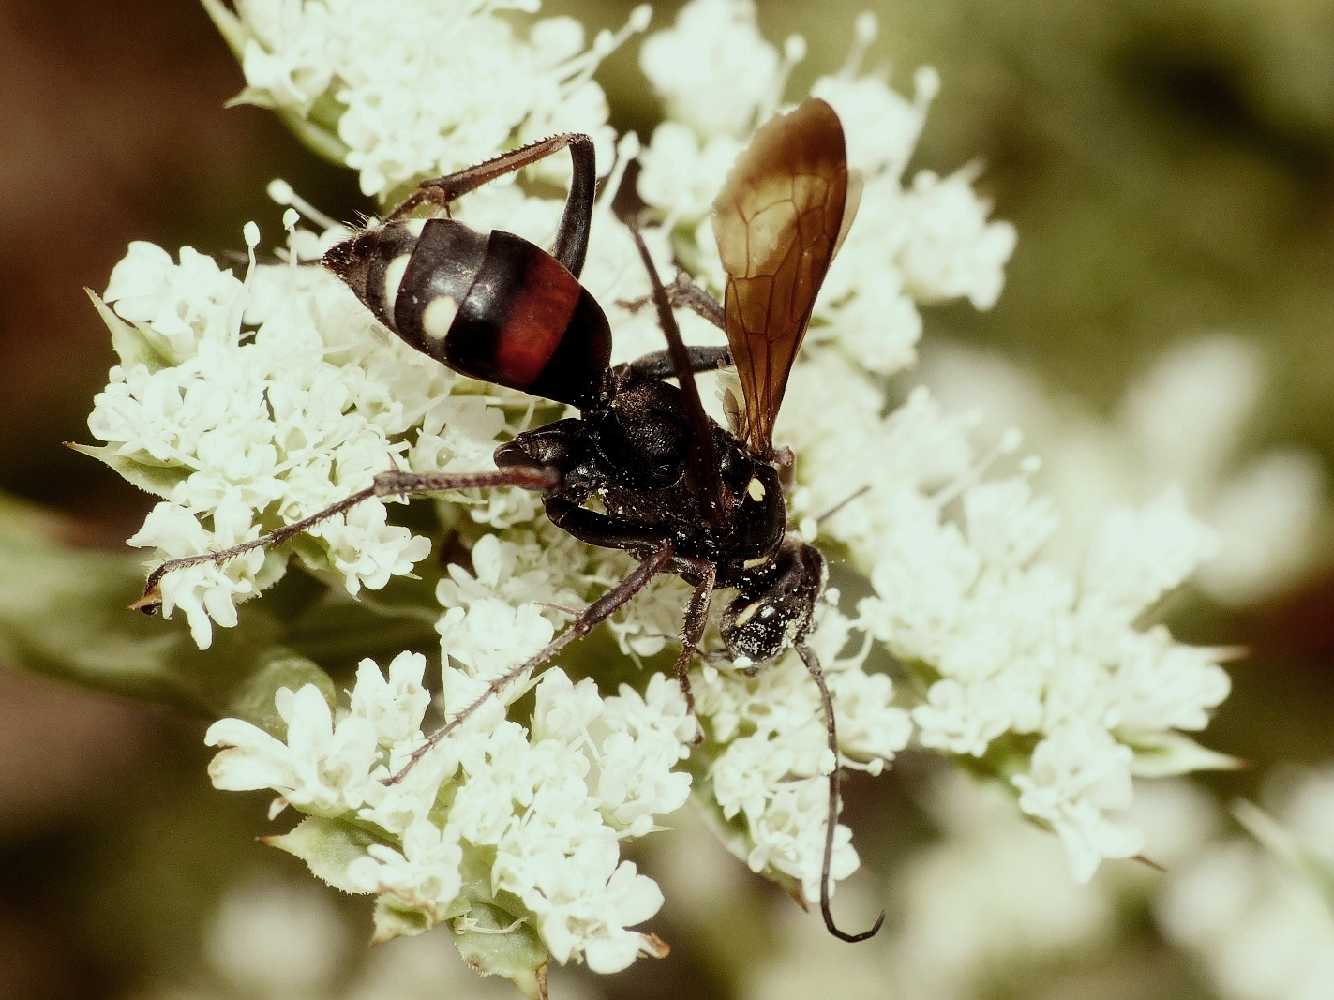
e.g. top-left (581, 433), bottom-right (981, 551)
top-left (2, 1), bottom-right (1332, 997)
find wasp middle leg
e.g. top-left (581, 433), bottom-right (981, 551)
top-left (134, 466), bottom-right (559, 614)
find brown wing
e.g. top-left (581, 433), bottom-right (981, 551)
top-left (711, 98), bottom-right (851, 455)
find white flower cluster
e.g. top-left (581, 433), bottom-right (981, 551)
top-left (780, 350), bottom-right (1230, 878)
top-left (922, 335), bottom-right (1329, 605)
top-left (213, 0), bottom-right (650, 198)
top-left (83, 0), bottom-right (1238, 980)
top-left (206, 651), bottom-right (691, 973)
top-left (86, 228), bottom-right (511, 648)
top-left (695, 609), bottom-right (911, 904)
top-left (1157, 766), bottom-right (1334, 1000)
top-left (637, 2), bottom-right (1015, 376)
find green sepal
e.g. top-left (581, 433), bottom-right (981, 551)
top-left (451, 902), bottom-right (549, 1000)
top-left (1126, 731), bottom-right (1243, 778)
top-left (65, 442), bottom-right (190, 501)
top-left (437, 848), bottom-right (548, 998)
top-left (1233, 800), bottom-right (1334, 915)
top-left (263, 815), bottom-right (375, 894)
top-left (199, 0), bottom-right (249, 63)
top-left (372, 895), bottom-right (435, 943)
top-left (85, 289), bottom-right (175, 372)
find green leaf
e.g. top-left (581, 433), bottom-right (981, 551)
top-left (1126, 731), bottom-right (1243, 778)
top-left (66, 442), bottom-right (190, 501)
top-left (0, 494), bottom-right (333, 729)
top-left (451, 903), bottom-right (548, 1000)
top-left (220, 648), bottom-right (337, 736)
top-left (263, 816), bottom-right (374, 894)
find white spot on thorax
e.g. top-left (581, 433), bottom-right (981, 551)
top-left (746, 477), bottom-right (766, 501)
top-left (422, 295), bottom-right (458, 341)
top-left (382, 254), bottom-right (411, 306)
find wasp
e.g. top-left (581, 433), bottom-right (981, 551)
top-left (137, 98), bottom-right (878, 942)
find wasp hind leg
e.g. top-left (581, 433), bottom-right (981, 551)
top-left (387, 133), bottom-right (596, 278)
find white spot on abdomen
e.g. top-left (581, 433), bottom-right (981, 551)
top-left (422, 295), bottom-right (458, 341)
top-left (382, 254), bottom-right (411, 306)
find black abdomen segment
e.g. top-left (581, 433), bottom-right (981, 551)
top-left (325, 219), bottom-right (611, 408)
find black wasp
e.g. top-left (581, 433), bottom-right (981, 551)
top-left (137, 98), bottom-right (879, 942)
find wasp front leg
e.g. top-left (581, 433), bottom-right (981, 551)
top-left (389, 540), bottom-right (676, 782)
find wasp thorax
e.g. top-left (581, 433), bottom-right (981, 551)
top-left (595, 377), bottom-right (690, 487)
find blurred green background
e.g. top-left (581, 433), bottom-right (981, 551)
top-left (2, 1), bottom-right (1332, 998)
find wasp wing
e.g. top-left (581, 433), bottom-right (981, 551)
top-left (711, 98), bottom-right (851, 455)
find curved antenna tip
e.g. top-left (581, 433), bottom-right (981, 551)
top-left (825, 908), bottom-right (885, 944)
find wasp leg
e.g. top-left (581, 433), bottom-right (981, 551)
top-left (669, 557), bottom-right (716, 740)
top-left (627, 224), bottom-right (726, 527)
top-left (133, 466), bottom-right (559, 614)
top-left (388, 540), bottom-right (676, 783)
top-left (628, 345), bottom-right (733, 380)
top-left (795, 641), bottom-right (886, 945)
top-left (387, 133), bottom-right (595, 279)
top-left (543, 496), bottom-right (673, 552)
top-left (617, 271), bottom-right (726, 332)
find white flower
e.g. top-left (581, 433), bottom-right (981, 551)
top-left (639, 3), bottom-right (1014, 385)
top-left (226, 0), bottom-right (646, 198)
top-left (921, 334), bottom-right (1328, 604)
top-left (347, 818), bottom-right (464, 917)
top-left (436, 598), bottom-right (555, 684)
top-left (127, 493), bottom-right (264, 648)
top-left (105, 241), bottom-right (245, 360)
top-left (780, 352), bottom-right (1227, 879)
top-left (694, 622), bottom-right (911, 904)
top-left (89, 0), bottom-right (1244, 977)
top-left (90, 225), bottom-right (501, 649)
top-left (893, 166), bottom-right (1017, 309)
top-left (205, 684), bottom-right (379, 815)
top-left (640, 0), bottom-right (788, 139)
top-left (590, 675), bottom-right (695, 835)
top-left (516, 833), bottom-right (665, 975)
top-left (350, 650), bottom-right (431, 748)
top-left (1013, 721), bottom-right (1144, 881)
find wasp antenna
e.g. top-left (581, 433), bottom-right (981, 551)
top-left (796, 642), bottom-right (885, 944)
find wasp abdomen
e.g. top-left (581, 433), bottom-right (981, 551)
top-left (326, 220), bottom-right (610, 408)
